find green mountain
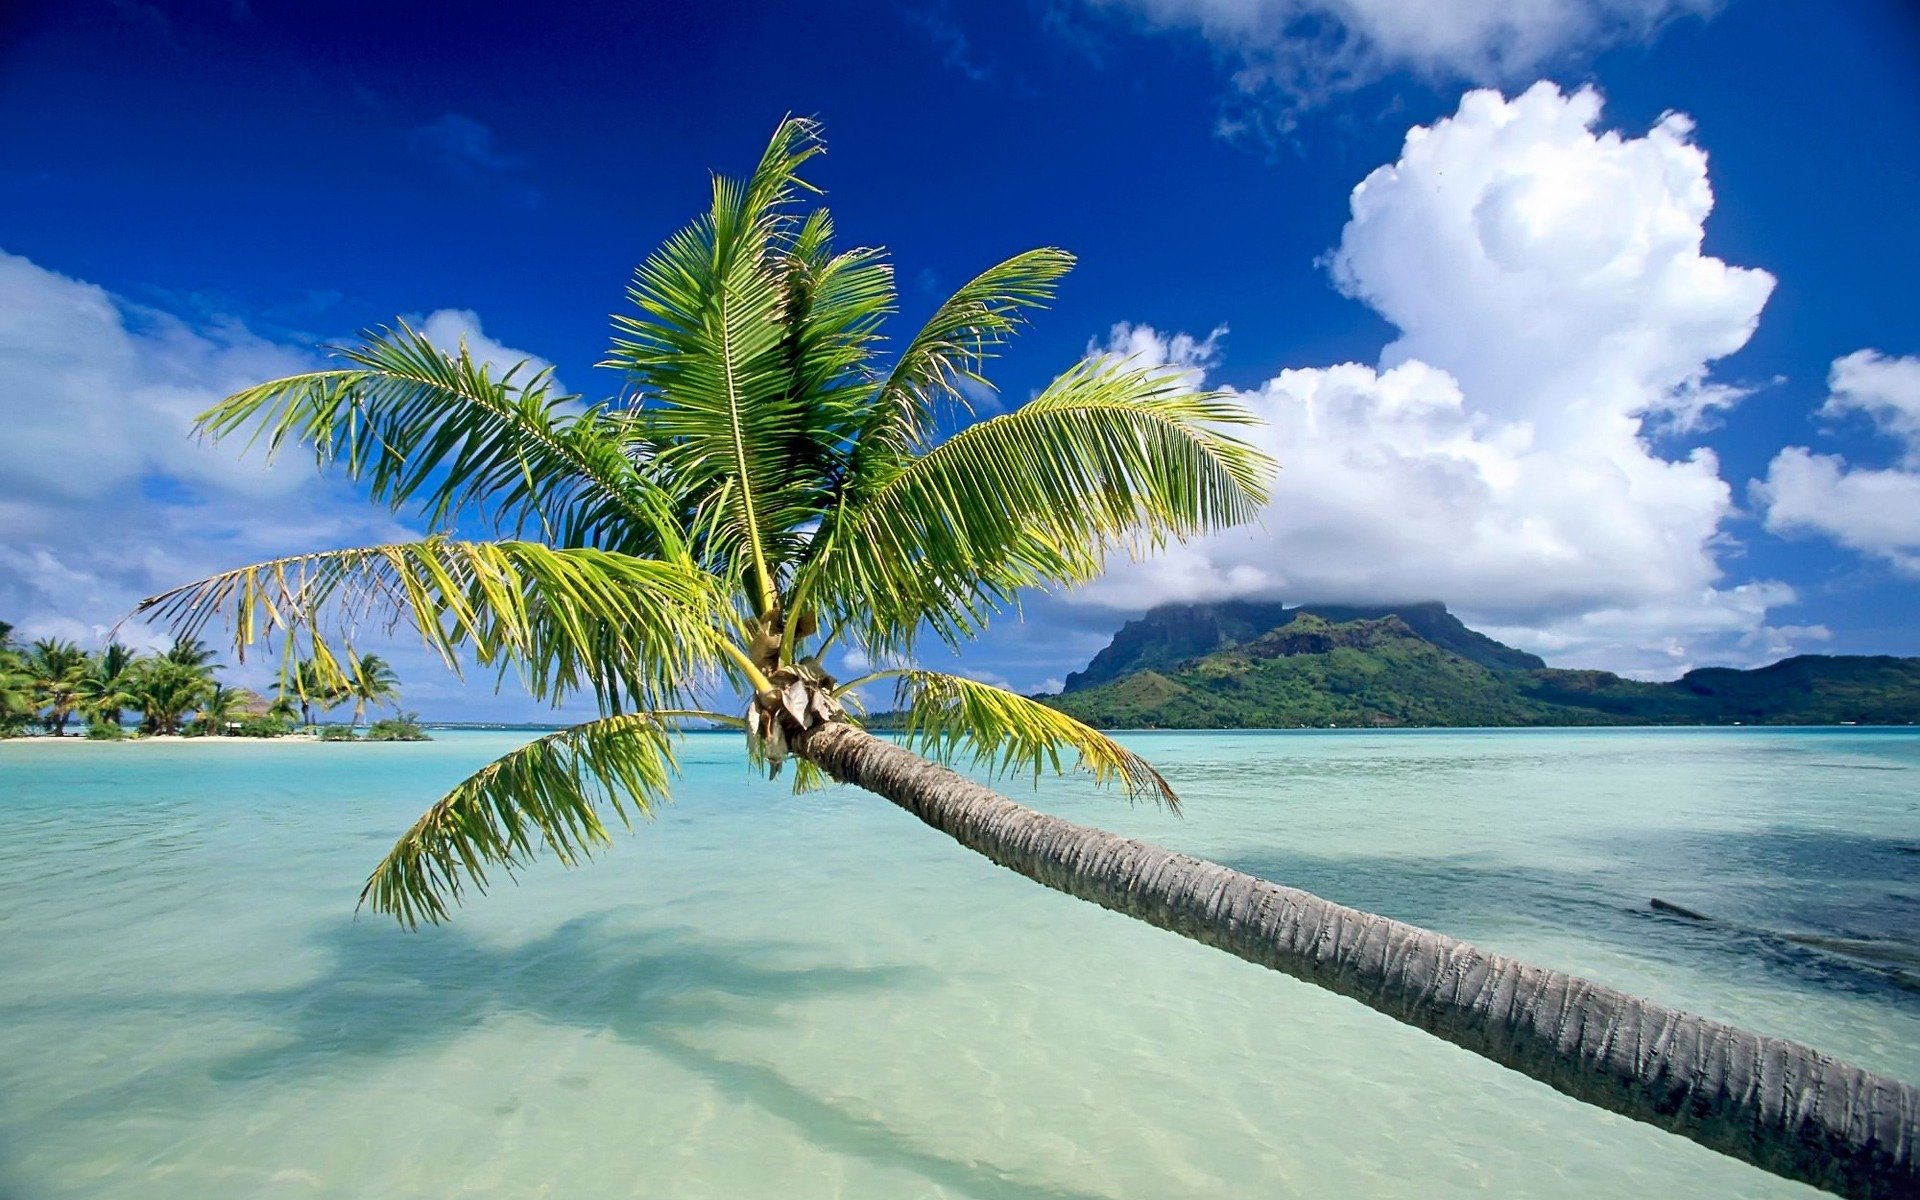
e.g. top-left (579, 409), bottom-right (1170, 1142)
top-left (1047, 608), bottom-right (1920, 729)
top-left (1063, 599), bottom-right (1541, 691)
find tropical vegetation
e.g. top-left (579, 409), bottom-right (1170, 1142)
top-left (136, 121), bottom-right (1914, 1196)
top-left (1049, 604), bottom-right (1920, 728)
top-left (288, 656), bottom-right (349, 726)
top-left (0, 624), bottom-right (412, 739)
top-left (24, 638), bottom-right (89, 737)
top-left (0, 623), bottom-right (38, 736)
top-left (366, 710), bottom-right (430, 742)
top-left (344, 652), bottom-right (400, 727)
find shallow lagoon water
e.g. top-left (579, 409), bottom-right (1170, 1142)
top-left (1, 727), bottom-right (1915, 1198)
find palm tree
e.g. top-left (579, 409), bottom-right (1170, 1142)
top-left (25, 638), bottom-right (89, 736)
top-left (344, 652), bottom-right (400, 727)
top-left (138, 121), bottom-right (1914, 1196)
top-left (75, 642), bottom-right (141, 730)
top-left (283, 656), bottom-right (349, 727)
top-left (0, 624), bottom-right (34, 734)
top-left (194, 683), bottom-right (248, 735)
top-left (126, 656), bottom-right (215, 736)
top-left (161, 635), bottom-right (220, 670)
top-left (265, 692), bottom-right (301, 724)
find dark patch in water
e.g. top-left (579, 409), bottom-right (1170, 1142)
top-left (1219, 827), bottom-right (1920, 1006)
top-left (1645, 899), bottom-right (1920, 992)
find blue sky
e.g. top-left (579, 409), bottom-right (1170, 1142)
top-left (2, 0), bottom-right (1917, 718)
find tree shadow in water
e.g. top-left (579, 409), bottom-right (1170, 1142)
top-left (16, 913), bottom-right (1122, 1200)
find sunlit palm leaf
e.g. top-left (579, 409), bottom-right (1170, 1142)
top-left (801, 359), bottom-right (1274, 654)
top-left (136, 538), bottom-right (724, 711)
top-left (762, 211), bottom-right (896, 567)
top-left (360, 712), bottom-right (683, 927)
top-left (197, 324), bottom-right (674, 553)
top-left (607, 117), bottom-right (829, 608)
top-left (847, 247), bottom-right (1074, 474)
top-left (868, 669), bottom-right (1176, 807)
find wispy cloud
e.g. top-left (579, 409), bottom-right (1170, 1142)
top-left (1062, 0), bottom-right (1721, 143)
top-left (904, 2), bottom-right (996, 84)
top-left (412, 113), bottom-right (526, 175)
top-left (409, 114), bottom-right (541, 208)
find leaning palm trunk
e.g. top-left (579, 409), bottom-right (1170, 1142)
top-left (795, 720), bottom-right (1919, 1199)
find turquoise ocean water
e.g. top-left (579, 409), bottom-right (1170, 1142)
top-left (1, 727), bottom-right (1915, 1198)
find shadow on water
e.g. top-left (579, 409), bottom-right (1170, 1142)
top-left (9, 914), bottom-right (1120, 1200)
top-left (1217, 825), bottom-right (1920, 1003)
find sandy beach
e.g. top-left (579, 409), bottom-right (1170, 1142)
top-left (1, 733), bottom-right (322, 746)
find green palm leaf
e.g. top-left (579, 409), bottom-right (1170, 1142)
top-left (762, 211), bottom-right (896, 559)
top-left (198, 324), bottom-right (674, 552)
top-left (361, 711), bottom-right (696, 927)
top-left (800, 358), bottom-right (1274, 654)
top-left (856, 669), bottom-right (1175, 807)
top-left (847, 246), bottom-right (1074, 474)
top-left (135, 538), bottom-right (725, 711)
top-left (606, 117), bottom-right (829, 610)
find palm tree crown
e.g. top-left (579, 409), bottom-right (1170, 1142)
top-left (126, 656), bottom-right (215, 736)
top-left (192, 682), bottom-right (248, 735)
top-left (75, 641), bottom-right (141, 729)
top-left (345, 651), bottom-right (400, 726)
top-left (0, 624), bottom-right (35, 732)
top-left (25, 638), bottom-right (90, 736)
top-left (145, 117), bottom-right (1271, 925)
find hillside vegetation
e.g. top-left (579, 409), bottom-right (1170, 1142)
top-left (1045, 606), bottom-right (1920, 728)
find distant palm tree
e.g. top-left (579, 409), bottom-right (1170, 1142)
top-left (127, 657), bottom-right (214, 736)
top-left (25, 638), bottom-right (89, 736)
top-left (140, 121), bottom-right (1915, 1195)
top-left (75, 642), bottom-right (141, 730)
top-left (265, 692), bottom-right (301, 724)
top-left (194, 683), bottom-right (247, 735)
top-left (99, 641), bottom-right (140, 678)
top-left (283, 657), bottom-right (349, 727)
top-left (0, 626), bottom-right (33, 733)
top-left (344, 652), bottom-right (400, 727)
top-left (161, 635), bottom-right (220, 670)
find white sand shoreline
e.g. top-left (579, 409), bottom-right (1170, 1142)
top-left (1, 733), bottom-right (322, 746)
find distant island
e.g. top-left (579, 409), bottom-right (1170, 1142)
top-left (1042, 601), bottom-right (1920, 728)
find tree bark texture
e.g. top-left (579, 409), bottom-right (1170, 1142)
top-left (794, 720), bottom-right (1919, 1199)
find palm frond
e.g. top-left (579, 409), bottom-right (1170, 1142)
top-left (763, 212), bottom-right (896, 565)
top-left (197, 324), bottom-right (676, 553)
top-left (360, 712), bottom-right (682, 927)
top-left (798, 358), bottom-right (1274, 654)
top-left (606, 117), bottom-right (832, 609)
top-left (879, 670), bottom-right (1176, 808)
top-left (134, 538), bottom-right (724, 711)
top-left (847, 247), bottom-right (1074, 474)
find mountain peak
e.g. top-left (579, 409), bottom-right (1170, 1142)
top-left (1062, 600), bottom-right (1543, 692)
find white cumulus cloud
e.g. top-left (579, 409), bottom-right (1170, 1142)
top-left (1076, 83), bottom-right (1799, 676)
top-left (1753, 349), bottom-right (1920, 574)
top-left (0, 248), bottom-right (561, 715)
top-left (414, 307), bottom-right (564, 393)
top-left (1819, 348), bottom-right (1920, 465)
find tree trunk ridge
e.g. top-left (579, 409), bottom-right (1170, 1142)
top-left (794, 720), bottom-right (1919, 1199)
